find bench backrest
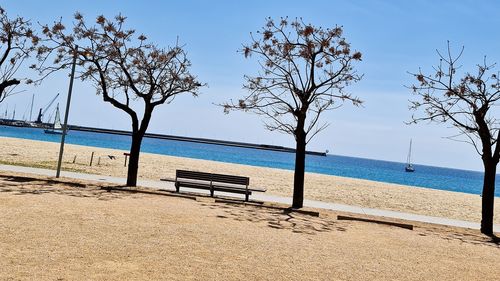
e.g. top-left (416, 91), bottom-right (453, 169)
top-left (176, 169), bottom-right (249, 186)
top-left (176, 170), bottom-right (213, 181)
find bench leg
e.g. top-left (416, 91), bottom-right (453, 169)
top-left (245, 191), bottom-right (249, 202)
top-left (210, 187), bottom-right (214, 197)
top-left (175, 182), bottom-right (180, 193)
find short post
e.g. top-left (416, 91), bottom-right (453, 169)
top-left (97, 156), bottom-right (101, 166)
top-left (72, 155), bottom-right (77, 163)
top-left (89, 151), bottom-right (94, 166)
top-left (123, 152), bottom-right (129, 167)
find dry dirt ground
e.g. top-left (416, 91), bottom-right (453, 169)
top-left (0, 172), bottom-right (499, 281)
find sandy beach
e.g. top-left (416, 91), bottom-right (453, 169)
top-left (0, 171), bottom-right (499, 280)
top-left (0, 136), bottom-right (499, 224)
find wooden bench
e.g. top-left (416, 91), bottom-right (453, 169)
top-left (171, 169), bottom-right (264, 201)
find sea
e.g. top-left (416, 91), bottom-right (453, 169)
top-left (1, 125), bottom-right (498, 197)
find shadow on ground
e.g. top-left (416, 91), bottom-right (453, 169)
top-left (0, 174), bottom-right (128, 201)
top-left (201, 201), bottom-right (348, 235)
top-left (1, 172), bottom-right (499, 247)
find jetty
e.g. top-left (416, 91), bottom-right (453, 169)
top-left (0, 120), bottom-right (327, 156)
top-left (68, 125), bottom-right (327, 156)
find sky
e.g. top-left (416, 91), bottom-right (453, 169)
top-left (1, 0), bottom-right (500, 171)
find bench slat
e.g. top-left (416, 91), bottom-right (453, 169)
top-left (212, 185), bottom-right (252, 195)
top-left (176, 170), bottom-right (213, 181)
top-left (210, 173), bottom-right (249, 185)
top-left (177, 181), bottom-right (212, 190)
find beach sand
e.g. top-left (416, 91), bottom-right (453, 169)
top-left (0, 136), bottom-right (499, 224)
top-left (0, 172), bottom-right (498, 280)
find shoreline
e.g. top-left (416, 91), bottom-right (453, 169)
top-left (1, 124), bottom-right (488, 178)
top-left (0, 136), bottom-right (478, 195)
top-left (0, 136), bottom-right (499, 224)
top-left (0, 125), bottom-right (490, 197)
top-left (0, 128), bottom-right (489, 194)
top-left (0, 135), bottom-right (489, 197)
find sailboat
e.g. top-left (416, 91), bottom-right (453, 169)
top-left (44, 104), bottom-right (65, 135)
top-left (405, 139), bottom-right (415, 172)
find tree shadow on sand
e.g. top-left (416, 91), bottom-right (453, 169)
top-left (204, 200), bottom-right (500, 247)
top-left (487, 234), bottom-right (500, 245)
top-left (0, 174), bottom-right (130, 201)
top-left (407, 223), bottom-right (500, 248)
top-left (201, 201), bottom-right (348, 235)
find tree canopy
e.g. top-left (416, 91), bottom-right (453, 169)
top-left (409, 43), bottom-right (500, 158)
top-left (0, 6), bottom-right (38, 103)
top-left (224, 17), bottom-right (362, 143)
top-left (35, 12), bottom-right (203, 186)
top-left (36, 13), bottom-right (202, 121)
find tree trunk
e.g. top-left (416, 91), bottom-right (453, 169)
top-left (292, 118), bottom-right (306, 209)
top-left (126, 130), bottom-right (145, 186)
top-left (126, 108), bottom-right (153, 187)
top-left (481, 160), bottom-right (497, 235)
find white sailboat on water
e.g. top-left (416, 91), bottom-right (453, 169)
top-left (44, 104), bottom-right (65, 135)
top-left (405, 139), bottom-right (415, 172)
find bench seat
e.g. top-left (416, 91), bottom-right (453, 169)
top-left (173, 169), bottom-right (255, 201)
top-left (176, 180), bottom-right (253, 195)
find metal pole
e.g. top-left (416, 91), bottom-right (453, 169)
top-left (56, 45), bottom-right (78, 178)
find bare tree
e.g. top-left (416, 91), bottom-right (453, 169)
top-left (408, 42), bottom-right (500, 235)
top-left (0, 6), bottom-right (38, 104)
top-left (223, 18), bottom-right (362, 208)
top-left (36, 13), bottom-right (203, 186)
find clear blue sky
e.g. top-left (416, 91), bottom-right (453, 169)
top-left (1, 0), bottom-right (499, 171)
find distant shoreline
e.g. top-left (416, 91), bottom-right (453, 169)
top-left (0, 125), bottom-right (497, 198)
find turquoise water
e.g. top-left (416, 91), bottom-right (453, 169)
top-left (0, 125), bottom-right (498, 196)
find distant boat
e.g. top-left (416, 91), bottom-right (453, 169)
top-left (44, 104), bottom-right (65, 135)
top-left (405, 139), bottom-right (415, 172)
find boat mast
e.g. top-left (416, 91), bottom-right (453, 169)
top-left (29, 94), bottom-right (34, 122)
top-left (407, 139), bottom-right (412, 165)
